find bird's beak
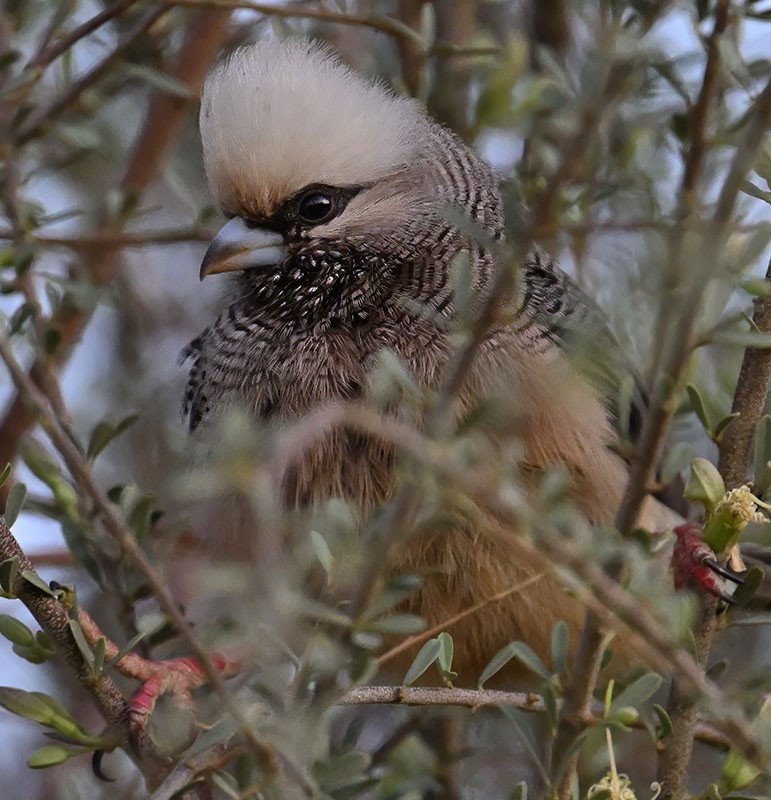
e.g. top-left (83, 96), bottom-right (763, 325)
top-left (199, 218), bottom-right (287, 280)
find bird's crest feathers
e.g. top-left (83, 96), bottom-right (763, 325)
top-left (200, 39), bottom-right (427, 217)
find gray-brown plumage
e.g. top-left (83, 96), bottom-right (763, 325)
top-left (184, 39), bottom-right (677, 677)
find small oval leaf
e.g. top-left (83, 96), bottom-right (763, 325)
top-left (0, 614), bottom-right (34, 646)
top-left (86, 421), bottom-right (115, 461)
top-left (0, 687), bottom-right (76, 730)
top-left (478, 641), bottom-right (551, 688)
top-left (21, 570), bottom-right (57, 597)
top-left (653, 703), bottom-right (673, 740)
top-left (3, 481), bottom-right (27, 527)
top-left (0, 557), bottom-right (20, 598)
top-left (12, 643), bottom-right (49, 664)
top-left (27, 745), bottom-right (75, 769)
top-left (85, 413), bottom-right (139, 461)
top-left (713, 412), bottom-right (741, 442)
top-left (686, 384), bottom-right (711, 431)
top-left (403, 638), bottom-right (442, 686)
top-left (437, 631), bottom-right (454, 673)
top-left (610, 673), bottom-right (662, 713)
top-left (683, 458), bottom-right (725, 514)
top-left (309, 530), bottom-right (333, 580)
top-left (731, 566), bottom-right (765, 607)
top-left (550, 620), bottom-right (569, 675)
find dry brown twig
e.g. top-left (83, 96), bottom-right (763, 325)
top-left (337, 686), bottom-right (732, 750)
top-left (377, 573), bottom-right (549, 667)
top-left (3, 220), bottom-right (768, 250)
top-left (170, 0), bottom-right (424, 44)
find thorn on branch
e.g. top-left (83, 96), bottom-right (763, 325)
top-left (92, 749), bottom-right (115, 782)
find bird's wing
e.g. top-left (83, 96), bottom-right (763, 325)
top-left (514, 248), bottom-right (649, 445)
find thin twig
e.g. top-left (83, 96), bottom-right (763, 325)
top-left (3, 219), bottom-right (769, 249)
top-left (396, 0), bottom-right (426, 96)
top-left (26, 0), bottom-right (145, 71)
top-left (337, 686), bottom-right (732, 749)
top-left (15, 4), bottom-right (171, 145)
top-left (377, 572), bottom-right (549, 667)
top-left (342, 684), bottom-right (545, 710)
top-left (25, 229), bottom-right (214, 248)
top-left (0, 107), bottom-right (72, 433)
top-left (171, 0), bottom-right (424, 44)
top-left (616, 0), bottom-right (734, 536)
top-left (147, 743), bottom-right (244, 800)
top-left (426, 0), bottom-right (477, 139)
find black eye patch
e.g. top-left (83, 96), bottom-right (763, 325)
top-left (286, 183), bottom-right (362, 228)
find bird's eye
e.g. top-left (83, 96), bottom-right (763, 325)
top-left (297, 192), bottom-right (335, 225)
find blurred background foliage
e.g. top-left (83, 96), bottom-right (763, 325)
top-left (0, 0), bottom-right (771, 798)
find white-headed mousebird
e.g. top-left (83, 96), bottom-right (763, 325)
top-left (174, 38), bottom-right (704, 684)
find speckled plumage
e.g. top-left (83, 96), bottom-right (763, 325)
top-left (184, 40), bottom-right (676, 677)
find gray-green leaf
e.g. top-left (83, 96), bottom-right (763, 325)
top-left (27, 745), bottom-right (77, 769)
top-left (0, 614), bottom-right (34, 647)
top-left (610, 673), bottom-right (662, 713)
top-left (3, 481), bottom-right (27, 527)
top-left (403, 637), bottom-right (442, 686)
top-left (478, 641), bottom-right (551, 688)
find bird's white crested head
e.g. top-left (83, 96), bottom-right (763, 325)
top-left (199, 38), bottom-right (429, 218)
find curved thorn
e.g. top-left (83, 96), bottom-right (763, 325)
top-left (702, 558), bottom-right (746, 584)
top-left (718, 592), bottom-right (737, 606)
top-left (92, 750), bottom-right (115, 782)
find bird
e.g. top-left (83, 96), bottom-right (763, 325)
top-left (182, 38), bottom-right (683, 681)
